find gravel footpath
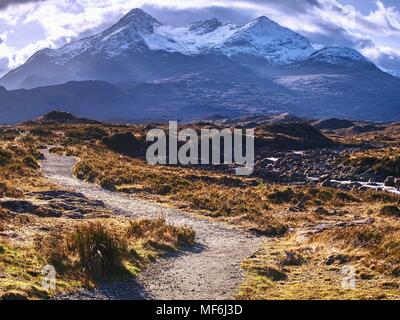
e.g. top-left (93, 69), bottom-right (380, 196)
top-left (41, 150), bottom-right (263, 300)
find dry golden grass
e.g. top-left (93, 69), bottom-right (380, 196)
top-left (309, 222), bottom-right (400, 277)
top-left (0, 136), bottom-right (52, 193)
top-left (2, 124), bottom-right (400, 300)
top-left (345, 148), bottom-right (400, 177)
top-left (1, 213), bottom-right (196, 299)
top-left (238, 209), bottom-right (400, 300)
top-left (70, 146), bottom-right (400, 238)
top-left (127, 218), bottom-right (195, 250)
top-left (34, 218), bottom-right (195, 284)
top-left (0, 127), bottom-right (197, 299)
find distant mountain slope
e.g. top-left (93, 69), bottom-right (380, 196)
top-left (0, 8), bottom-right (399, 123)
top-left (0, 81), bottom-right (137, 124)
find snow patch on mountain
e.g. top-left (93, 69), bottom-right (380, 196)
top-left (37, 9), bottom-right (315, 66)
top-left (381, 68), bottom-right (400, 78)
top-left (304, 46), bottom-right (370, 65)
top-left (145, 15), bottom-right (314, 64)
top-left (145, 22), bottom-right (239, 55)
top-left (216, 16), bottom-right (315, 64)
top-left (44, 8), bottom-right (159, 64)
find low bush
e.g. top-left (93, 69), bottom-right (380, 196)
top-left (380, 205), bottom-right (400, 217)
top-left (22, 156), bottom-right (40, 169)
top-left (66, 127), bottom-right (108, 141)
top-left (73, 162), bottom-right (97, 182)
top-left (0, 149), bottom-right (12, 166)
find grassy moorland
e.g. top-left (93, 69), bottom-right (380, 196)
top-left (1, 120), bottom-right (400, 300)
top-left (0, 127), bottom-right (195, 299)
top-left (72, 147), bottom-right (400, 299)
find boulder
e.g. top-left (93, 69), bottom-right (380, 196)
top-left (0, 200), bottom-right (38, 214)
top-left (320, 179), bottom-right (337, 188)
top-left (384, 176), bottom-right (396, 187)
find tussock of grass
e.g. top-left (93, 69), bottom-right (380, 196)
top-left (71, 222), bottom-right (127, 279)
top-left (127, 218), bottom-right (195, 249)
top-left (36, 222), bottom-right (127, 281)
top-left (73, 162), bottom-right (97, 183)
top-left (267, 187), bottom-right (360, 206)
top-left (66, 127), bottom-right (108, 141)
top-left (35, 219), bottom-right (196, 283)
top-left (380, 205), bottom-right (400, 217)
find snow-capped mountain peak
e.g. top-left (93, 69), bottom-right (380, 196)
top-left (111, 8), bottom-right (161, 34)
top-left (305, 46), bottom-right (370, 65)
top-left (245, 15), bottom-right (283, 32)
top-left (217, 16), bottom-right (315, 64)
top-left (42, 8), bottom-right (161, 64)
top-left (0, 8), bottom-right (384, 92)
top-left (27, 10), bottom-right (317, 66)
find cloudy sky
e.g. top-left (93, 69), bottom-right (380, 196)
top-left (1, 0), bottom-right (400, 77)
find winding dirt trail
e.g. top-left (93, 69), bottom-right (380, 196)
top-left (41, 150), bottom-right (263, 300)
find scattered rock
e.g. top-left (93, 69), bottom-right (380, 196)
top-left (1, 191), bottom-right (109, 218)
top-left (325, 254), bottom-right (349, 265)
top-left (0, 200), bottom-right (38, 214)
top-left (384, 176), bottom-right (396, 187)
top-left (64, 212), bottom-right (85, 220)
top-left (281, 251), bottom-right (306, 266)
top-left (315, 207), bottom-right (329, 215)
top-left (32, 190), bottom-right (86, 200)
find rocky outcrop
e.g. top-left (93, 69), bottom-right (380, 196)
top-left (0, 190), bottom-right (110, 219)
top-left (102, 132), bottom-right (146, 158)
top-left (255, 122), bottom-right (336, 151)
top-left (23, 111), bottom-right (102, 125)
